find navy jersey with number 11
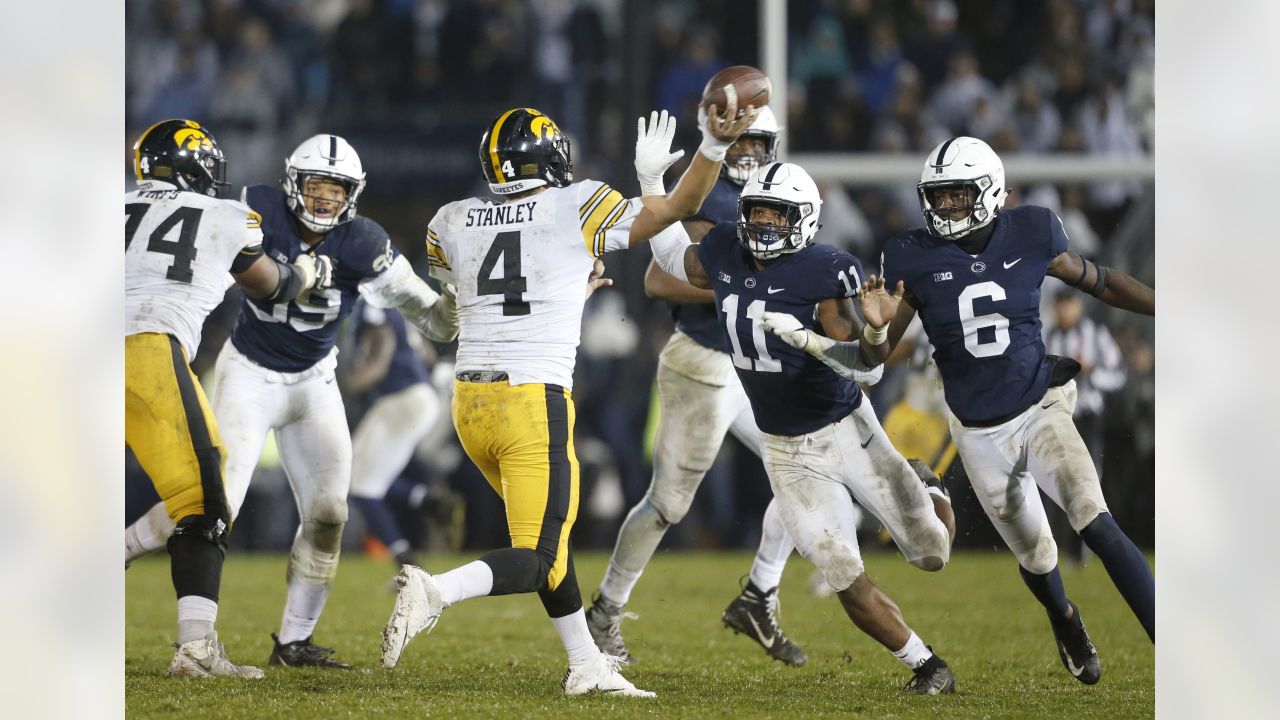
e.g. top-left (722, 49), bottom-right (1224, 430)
top-left (697, 223), bottom-right (866, 436)
top-left (882, 205), bottom-right (1069, 425)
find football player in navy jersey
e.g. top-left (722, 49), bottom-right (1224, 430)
top-left (125, 134), bottom-right (460, 668)
top-left (638, 159), bottom-right (960, 695)
top-left (768, 137), bottom-right (1155, 686)
top-left (345, 300), bottom-right (440, 572)
top-left (588, 107), bottom-right (821, 667)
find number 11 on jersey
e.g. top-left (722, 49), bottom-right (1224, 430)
top-left (722, 293), bottom-right (782, 372)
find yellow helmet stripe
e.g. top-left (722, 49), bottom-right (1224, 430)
top-left (488, 108), bottom-right (521, 183)
top-left (133, 118), bottom-right (172, 180)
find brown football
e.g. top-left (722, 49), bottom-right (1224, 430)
top-left (700, 65), bottom-right (771, 118)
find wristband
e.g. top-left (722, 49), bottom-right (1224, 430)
top-left (862, 323), bottom-right (888, 346)
top-left (698, 134), bottom-right (731, 162)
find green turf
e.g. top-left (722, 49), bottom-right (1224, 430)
top-left (126, 549), bottom-right (1153, 718)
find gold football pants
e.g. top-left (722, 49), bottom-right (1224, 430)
top-left (452, 379), bottom-right (579, 590)
top-left (125, 333), bottom-right (229, 524)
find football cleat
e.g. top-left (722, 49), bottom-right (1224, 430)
top-left (381, 565), bottom-right (444, 669)
top-left (166, 632), bottom-right (264, 679)
top-left (902, 651), bottom-right (956, 695)
top-left (269, 634), bottom-right (351, 669)
top-left (561, 652), bottom-right (655, 698)
top-left (721, 579), bottom-right (808, 666)
top-left (585, 593), bottom-right (635, 663)
top-left (1049, 601), bottom-right (1101, 684)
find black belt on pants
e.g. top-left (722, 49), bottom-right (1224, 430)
top-left (456, 370), bottom-right (509, 383)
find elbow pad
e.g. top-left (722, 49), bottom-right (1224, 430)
top-left (649, 221), bottom-right (691, 283)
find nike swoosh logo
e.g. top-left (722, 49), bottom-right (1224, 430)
top-left (767, 286), bottom-right (785, 294)
top-left (325, 377), bottom-right (336, 384)
top-left (747, 614), bottom-right (776, 649)
top-left (1064, 646), bottom-right (1085, 677)
top-left (1003, 258), bottom-right (1023, 269)
top-left (1041, 400), bottom-right (1058, 409)
top-left (860, 436), bottom-right (873, 448)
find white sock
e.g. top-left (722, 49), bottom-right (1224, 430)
top-left (551, 609), bottom-right (599, 668)
top-left (598, 498), bottom-right (669, 605)
top-left (177, 595), bottom-right (218, 644)
top-left (748, 499), bottom-right (794, 591)
top-left (278, 581), bottom-right (331, 644)
top-left (434, 560), bottom-right (494, 608)
top-left (892, 631), bottom-right (933, 670)
top-left (126, 503), bottom-right (174, 562)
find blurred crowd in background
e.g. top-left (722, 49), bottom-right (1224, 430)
top-left (125, 0), bottom-right (1155, 561)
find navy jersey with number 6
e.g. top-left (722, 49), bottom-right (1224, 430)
top-left (697, 222), bottom-right (866, 436)
top-left (881, 205), bottom-right (1068, 425)
top-left (231, 185), bottom-right (398, 372)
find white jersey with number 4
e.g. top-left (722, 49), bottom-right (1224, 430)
top-left (125, 186), bottom-right (263, 359)
top-left (425, 180), bottom-right (637, 388)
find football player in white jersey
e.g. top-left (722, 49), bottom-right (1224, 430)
top-left (126, 119), bottom-right (333, 678)
top-left (126, 133), bottom-right (460, 669)
top-left (381, 100), bottom-right (759, 697)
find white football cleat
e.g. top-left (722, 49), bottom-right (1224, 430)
top-left (381, 565), bottom-right (444, 669)
top-left (562, 652), bottom-right (655, 698)
top-left (166, 632), bottom-right (264, 679)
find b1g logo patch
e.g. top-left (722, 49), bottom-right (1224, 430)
top-left (933, 271), bottom-right (953, 282)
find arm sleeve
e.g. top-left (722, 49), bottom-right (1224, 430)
top-left (648, 221), bottom-right (692, 283)
top-left (359, 255), bottom-right (458, 342)
top-left (578, 181), bottom-right (637, 257)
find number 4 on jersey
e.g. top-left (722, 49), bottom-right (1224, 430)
top-left (477, 230), bottom-right (530, 316)
top-left (125, 202), bottom-right (201, 283)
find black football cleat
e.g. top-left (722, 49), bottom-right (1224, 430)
top-left (1049, 601), bottom-right (1101, 684)
top-left (722, 579), bottom-right (808, 667)
top-left (902, 651), bottom-right (956, 695)
top-left (269, 633), bottom-right (351, 669)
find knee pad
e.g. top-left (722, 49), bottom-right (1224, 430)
top-left (1017, 531), bottom-right (1060, 576)
top-left (909, 554), bottom-right (947, 572)
top-left (287, 520), bottom-right (343, 585)
top-left (308, 492), bottom-right (349, 527)
top-left (633, 494), bottom-right (675, 530)
top-left (645, 472), bottom-right (699, 526)
top-left (809, 533), bottom-right (864, 593)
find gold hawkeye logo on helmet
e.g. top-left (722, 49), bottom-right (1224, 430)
top-left (173, 121), bottom-right (213, 152)
top-left (529, 114), bottom-right (558, 142)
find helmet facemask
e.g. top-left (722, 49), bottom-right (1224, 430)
top-left (724, 132), bottom-right (777, 186)
top-left (918, 176), bottom-right (996, 240)
top-left (287, 171), bottom-right (363, 233)
top-left (736, 197), bottom-right (810, 260)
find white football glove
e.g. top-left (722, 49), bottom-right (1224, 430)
top-left (294, 252), bottom-right (334, 291)
top-left (760, 311), bottom-right (834, 356)
top-left (635, 110), bottom-right (684, 196)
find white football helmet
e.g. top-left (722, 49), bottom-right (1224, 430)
top-left (917, 136), bottom-right (1007, 240)
top-left (736, 161), bottom-right (822, 260)
top-left (726, 106), bottom-right (781, 185)
top-left (283, 134), bottom-right (367, 233)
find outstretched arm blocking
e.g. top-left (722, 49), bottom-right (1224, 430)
top-left (1048, 251), bottom-right (1154, 315)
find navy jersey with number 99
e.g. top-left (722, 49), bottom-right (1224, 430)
top-left (697, 222), bottom-right (866, 436)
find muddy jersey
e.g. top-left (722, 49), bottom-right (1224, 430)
top-left (125, 186), bottom-right (264, 359)
top-left (425, 180), bottom-right (638, 388)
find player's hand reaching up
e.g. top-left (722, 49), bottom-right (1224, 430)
top-left (859, 275), bottom-right (903, 330)
top-left (635, 110), bottom-right (685, 196)
top-left (703, 91), bottom-right (758, 145)
top-left (761, 311), bottom-right (834, 357)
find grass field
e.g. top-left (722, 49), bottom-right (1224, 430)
top-left (126, 549), bottom-right (1153, 718)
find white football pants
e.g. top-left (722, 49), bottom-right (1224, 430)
top-left (948, 381), bottom-right (1108, 575)
top-left (763, 398), bottom-right (951, 593)
top-left (349, 383), bottom-right (440, 500)
top-left (211, 341), bottom-right (351, 526)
